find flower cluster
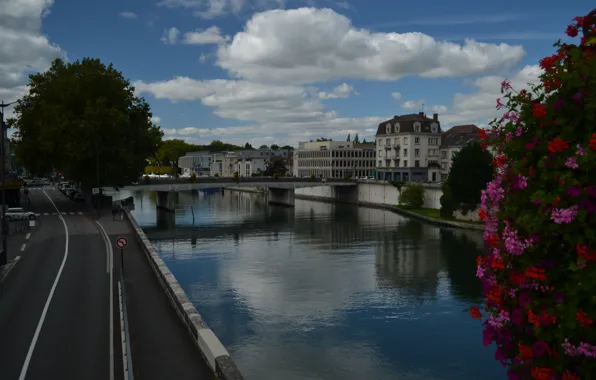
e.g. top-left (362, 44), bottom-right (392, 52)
top-left (470, 10), bottom-right (596, 379)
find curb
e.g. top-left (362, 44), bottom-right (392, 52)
top-left (123, 209), bottom-right (244, 380)
top-left (0, 256), bottom-right (21, 284)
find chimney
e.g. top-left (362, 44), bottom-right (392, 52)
top-left (418, 112), bottom-right (424, 118)
top-left (433, 113), bottom-right (438, 121)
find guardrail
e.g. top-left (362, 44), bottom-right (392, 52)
top-left (118, 278), bottom-right (135, 380)
top-left (123, 208), bottom-right (244, 380)
top-left (111, 177), bottom-right (354, 187)
top-left (7, 220), bottom-right (30, 236)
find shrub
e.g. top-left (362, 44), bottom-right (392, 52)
top-left (345, 175), bottom-right (352, 181)
top-left (448, 142), bottom-right (494, 205)
top-left (398, 184), bottom-right (424, 209)
top-left (233, 172), bottom-right (239, 182)
top-left (273, 172), bottom-right (279, 180)
top-left (470, 12), bottom-right (596, 379)
top-left (309, 173), bottom-right (316, 181)
top-left (190, 173), bottom-right (197, 183)
top-left (440, 182), bottom-right (454, 218)
top-left (143, 175), bottom-right (150, 184)
top-left (214, 173), bottom-right (220, 177)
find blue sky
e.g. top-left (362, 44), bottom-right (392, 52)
top-left (1, 0), bottom-right (592, 146)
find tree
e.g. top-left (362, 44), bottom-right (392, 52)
top-left (353, 134), bottom-right (360, 143)
top-left (470, 12), bottom-right (596, 378)
top-left (398, 184), bottom-right (424, 209)
top-left (362, 138), bottom-right (368, 143)
top-left (270, 144), bottom-right (279, 150)
top-left (259, 144), bottom-right (269, 149)
top-left (244, 142), bottom-right (253, 149)
top-left (280, 145), bottom-right (293, 150)
top-left (12, 58), bottom-right (163, 187)
top-left (316, 137), bottom-right (331, 142)
top-left (445, 142), bottom-right (493, 207)
top-left (155, 139), bottom-right (191, 166)
top-left (346, 134), bottom-right (351, 142)
top-left (263, 158), bottom-right (288, 176)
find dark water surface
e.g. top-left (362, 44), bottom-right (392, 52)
top-left (123, 189), bottom-right (504, 380)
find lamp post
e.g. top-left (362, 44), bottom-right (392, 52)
top-left (0, 101), bottom-right (18, 266)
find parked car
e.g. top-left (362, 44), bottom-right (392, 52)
top-left (73, 193), bottom-right (84, 202)
top-left (6, 207), bottom-right (39, 220)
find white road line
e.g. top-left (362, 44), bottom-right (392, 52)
top-left (20, 244), bottom-right (26, 252)
top-left (19, 190), bottom-right (70, 380)
top-left (77, 212), bottom-right (83, 216)
top-left (94, 220), bottom-right (115, 380)
top-left (25, 233), bottom-right (31, 240)
top-left (69, 212), bottom-right (74, 215)
top-left (61, 212), bottom-right (66, 215)
top-left (44, 213), bottom-right (49, 216)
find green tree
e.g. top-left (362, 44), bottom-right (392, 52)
top-left (270, 144), bottom-right (280, 150)
top-left (12, 58), bottom-right (163, 187)
top-left (346, 134), bottom-right (351, 142)
top-left (155, 139), bottom-right (191, 166)
top-left (446, 142), bottom-right (493, 207)
top-left (244, 142), bottom-right (253, 149)
top-left (263, 158), bottom-right (288, 176)
top-left (362, 138), bottom-right (367, 143)
top-left (259, 144), bottom-right (269, 149)
top-left (398, 184), bottom-right (424, 209)
top-left (280, 145), bottom-right (293, 150)
top-left (353, 134), bottom-right (359, 143)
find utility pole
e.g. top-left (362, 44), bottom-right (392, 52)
top-left (96, 138), bottom-right (100, 217)
top-left (0, 102), bottom-right (8, 267)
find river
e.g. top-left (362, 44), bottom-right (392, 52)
top-left (121, 189), bottom-right (504, 380)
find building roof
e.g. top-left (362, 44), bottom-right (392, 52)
top-left (376, 113), bottom-right (442, 136)
top-left (441, 124), bottom-right (481, 147)
top-left (353, 143), bottom-right (375, 149)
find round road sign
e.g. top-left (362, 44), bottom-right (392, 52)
top-left (116, 236), bottom-right (128, 249)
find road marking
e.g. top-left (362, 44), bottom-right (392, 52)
top-left (19, 190), bottom-right (70, 380)
top-left (29, 221), bottom-right (35, 227)
top-left (52, 213), bottom-right (57, 216)
top-left (20, 244), bottom-right (26, 252)
top-left (25, 233), bottom-right (31, 240)
top-left (94, 220), bottom-right (115, 380)
top-left (69, 212), bottom-right (74, 215)
top-left (77, 212), bottom-right (83, 216)
top-left (44, 213), bottom-right (49, 216)
top-left (61, 212), bottom-right (66, 215)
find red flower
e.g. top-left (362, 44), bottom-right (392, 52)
top-left (532, 103), bottom-right (548, 118)
top-left (518, 343), bottom-right (533, 359)
top-left (478, 129), bottom-right (487, 140)
top-left (478, 208), bottom-right (487, 221)
top-left (491, 257), bottom-right (505, 271)
top-left (531, 367), bottom-right (552, 380)
top-left (590, 133), bottom-right (596, 151)
top-left (552, 197), bottom-right (561, 207)
top-left (547, 137), bottom-right (569, 153)
top-left (566, 25), bottom-right (579, 38)
top-left (528, 310), bottom-right (541, 327)
top-left (576, 309), bottom-right (593, 328)
top-left (469, 306), bottom-right (482, 319)
top-left (488, 234), bottom-right (499, 248)
top-left (577, 243), bottom-right (596, 261)
top-left (525, 267), bottom-right (547, 281)
top-left (573, 16), bottom-right (586, 27)
top-left (563, 372), bottom-right (581, 380)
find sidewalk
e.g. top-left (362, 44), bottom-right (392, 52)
top-left (95, 215), bottom-right (213, 380)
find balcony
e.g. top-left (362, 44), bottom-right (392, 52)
top-left (392, 144), bottom-right (400, 149)
top-left (384, 145), bottom-right (392, 150)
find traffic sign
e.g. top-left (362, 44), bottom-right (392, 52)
top-left (92, 188), bottom-right (100, 195)
top-left (116, 236), bottom-right (128, 249)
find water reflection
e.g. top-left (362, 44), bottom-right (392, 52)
top-left (119, 189), bottom-right (502, 380)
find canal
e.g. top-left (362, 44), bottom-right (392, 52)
top-left (121, 189), bottom-right (503, 380)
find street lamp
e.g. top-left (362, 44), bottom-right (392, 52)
top-left (0, 99), bottom-right (31, 267)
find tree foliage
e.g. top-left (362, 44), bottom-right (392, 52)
top-left (12, 58), bottom-right (163, 186)
top-left (446, 142), bottom-right (494, 206)
top-left (263, 158), bottom-right (288, 176)
top-left (398, 184), bottom-right (424, 209)
top-left (471, 11), bottom-right (596, 378)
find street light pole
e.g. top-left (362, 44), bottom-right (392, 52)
top-left (0, 100), bottom-right (16, 267)
top-left (96, 139), bottom-right (100, 217)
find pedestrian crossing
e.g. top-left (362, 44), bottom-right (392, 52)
top-left (41, 212), bottom-right (86, 216)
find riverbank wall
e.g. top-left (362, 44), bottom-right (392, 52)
top-left (124, 209), bottom-right (244, 380)
top-left (224, 182), bottom-right (483, 231)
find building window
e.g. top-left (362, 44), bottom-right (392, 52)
top-left (413, 122), bottom-right (421, 132)
top-left (378, 160), bottom-right (383, 167)
top-left (429, 137), bottom-right (439, 145)
top-left (378, 150), bottom-right (383, 158)
top-left (441, 150), bottom-right (447, 159)
top-left (404, 148), bottom-right (408, 156)
top-left (403, 160), bottom-right (408, 167)
top-left (431, 123), bottom-right (439, 133)
top-left (414, 137), bottom-right (420, 144)
top-left (404, 137), bottom-right (409, 145)
top-left (441, 162), bottom-right (447, 169)
top-left (394, 138), bottom-right (398, 145)
top-left (414, 149), bottom-right (420, 157)
top-left (415, 160), bottom-right (420, 167)
top-left (394, 123), bottom-right (400, 133)
top-left (386, 124), bottom-right (391, 134)
top-left (432, 172), bottom-right (437, 182)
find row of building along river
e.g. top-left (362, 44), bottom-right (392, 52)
top-left (119, 188), bottom-right (503, 380)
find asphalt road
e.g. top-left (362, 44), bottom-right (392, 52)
top-left (0, 187), bottom-right (124, 380)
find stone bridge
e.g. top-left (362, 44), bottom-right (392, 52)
top-left (105, 177), bottom-right (356, 211)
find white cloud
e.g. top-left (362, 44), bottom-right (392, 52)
top-left (430, 105), bottom-right (448, 113)
top-left (391, 92), bottom-right (401, 101)
top-left (150, 116), bottom-right (161, 124)
top-left (119, 11), bottom-right (138, 19)
top-left (439, 65), bottom-right (543, 127)
top-left (402, 100), bottom-right (425, 110)
top-left (182, 26), bottom-right (230, 45)
top-left (317, 83), bottom-right (356, 99)
top-left (0, 0), bottom-right (65, 118)
top-left (216, 8), bottom-right (525, 85)
top-left (161, 27), bottom-right (180, 44)
top-left (157, 0), bottom-right (283, 19)
top-left (199, 53), bottom-right (211, 63)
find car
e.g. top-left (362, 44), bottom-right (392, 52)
top-left (73, 193), bottom-right (84, 202)
top-left (6, 207), bottom-right (39, 220)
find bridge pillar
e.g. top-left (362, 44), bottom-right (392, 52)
top-left (334, 185), bottom-right (358, 203)
top-left (156, 209), bottom-right (176, 231)
top-left (267, 187), bottom-right (295, 207)
top-left (156, 190), bottom-right (177, 212)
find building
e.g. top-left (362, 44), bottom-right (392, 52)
top-left (375, 112), bottom-right (442, 182)
top-left (178, 151), bottom-right (212, 176)
top-left (294, 140), bottom-right (376, 178)
top-left (439, 124), bottom-right (482, 181)
top-left (210, 148), bottom-right (294, 177)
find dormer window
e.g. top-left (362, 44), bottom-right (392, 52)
top-left (431, 122), bottom-right (438, 133)
top-left (394, 122), bottom-right (400, 133)
top-left (413, 122), bottom-right (421, 132)
top-left (385, 123), bottom-right (391, 134)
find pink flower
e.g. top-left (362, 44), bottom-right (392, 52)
top-left (513, 175), bottom-right (528, 190)
top-left (568, 184), bottom-right (582, 197)
top-left (501, 79), bottom-right (512, 91)
top-left (565, 157), bottom-right (579, 169)
top-left (587, 185), bottom-right (596, 198)
top-left (551, 206), bottom-right (579, 224)
top-left (496, 98), bottom-right (504, 109)
top-left (576, 144), bottom-right (587, 156)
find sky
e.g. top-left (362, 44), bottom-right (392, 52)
top-left (1, 0), bottom-right (593, 147)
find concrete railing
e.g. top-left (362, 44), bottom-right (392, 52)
top-left (123, 209), bottom-right (244, 380)
top-left (115, 176), bottom-right (353, 187)
top-left (8, 220), bottom-right (30, 235)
